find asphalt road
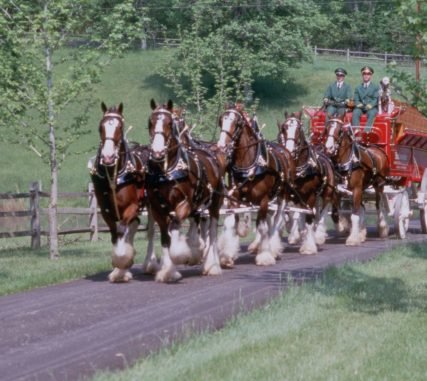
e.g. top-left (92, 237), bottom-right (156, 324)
top-left (1, 224), bottom-right (426, 381)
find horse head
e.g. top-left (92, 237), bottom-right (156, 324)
top-left (148, 99), bottom-right (176, 161)
top-left (217, 103), bottom-right (247, 156)
top-left (324, 114), bottom-right (348, 156)
top-left (99, 102), bottom-right (125, 166)
top-left (278, 111), bottom-right (303, 155)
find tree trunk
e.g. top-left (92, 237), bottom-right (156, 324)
top-left (44, 4), bottom-right (59, 259)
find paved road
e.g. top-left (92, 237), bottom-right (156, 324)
top-left (1, 226), bottom-right (426, 381)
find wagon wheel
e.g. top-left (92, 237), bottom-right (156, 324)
top-left (420, 171), bottom-right (427, 234)
top-left (394, 189), bottom-right (410, 239)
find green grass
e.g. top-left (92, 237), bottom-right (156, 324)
top-left (1, 49), bottom-right (424, 193)
top-left (90, 242), bottom-right (427, 381)
top-left (0, 231), bottom-right (164, 296)
top-left (0, 238), bottom-right (111, 296)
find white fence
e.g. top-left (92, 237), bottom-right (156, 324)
top-left (313, 46), bottom-right (424, 66)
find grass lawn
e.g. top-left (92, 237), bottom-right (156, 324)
top-left (90, 241), bottom-right (427, 381)
top-left (0, 49), bottom-right (423, 193)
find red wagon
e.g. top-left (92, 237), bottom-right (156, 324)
top-left (304, 102), bottom-right (427, 239)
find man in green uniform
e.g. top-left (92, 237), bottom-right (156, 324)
top-left (352, 66), bottom-right (379, 132)
top-left (323, 68), bottom-right (352, 121)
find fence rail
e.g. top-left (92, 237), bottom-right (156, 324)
top-left (0, 182), bottom-right (147, 249)
top-left (313, 46), bottom-right (425, 66)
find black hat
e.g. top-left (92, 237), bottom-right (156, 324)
top-left (335, 68), bottom-right (347, 76)
top-left (361, 66), bottom-right (374, 74)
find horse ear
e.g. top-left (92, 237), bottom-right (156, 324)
top-left (284, 111), bottom-right (289, 119)
top-left (295, 111), bottom-right (302, 121)
top-left (118, 102), bottom-right (123, 115)
top-left (167, 99), bottom-right (173, 112)
top-left (101, 102), bottom-right (107, 113)
top-left (150, 99), bottom-right (157, 110)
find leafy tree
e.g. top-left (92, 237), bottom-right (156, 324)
top-left (386, 0), bottom-right (427, 115)
top-left (0, 0), bottom-right (140, 258)
top-left (312, 0), bottom-right (411, 53)
top-left (160, 0), bottom-right (328, 135)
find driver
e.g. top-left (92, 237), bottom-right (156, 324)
top-left (323, 68), bottom-right (353, 122)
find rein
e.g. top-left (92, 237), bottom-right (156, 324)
top-left (105, 157), bottom-right (121, 220)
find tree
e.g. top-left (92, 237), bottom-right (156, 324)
top-left (160, 0), bottom-right (328, 135)
top-left (386, 0), bottom-right (427, 115)
top-left (0, 0), bottom-right (141, 258)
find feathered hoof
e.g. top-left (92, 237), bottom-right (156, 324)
top-left (142, 260), bottom-right (160, 275)
top-left (220, 256), bottom-right (235, 269)
top-left (203, 263), bottom-right (222, 276)
top-left (248, 240), bottom-right (259, 253)
top-left (314, 229), bottom-right (327, 245)
top-left (255, 251), bottom-right (276, 266)
top-left (299, 246), bottom-right (317, 255)
top-left (378, 225), bottom-right (389, 238)
top-left (155, 269), bottom-right (182, 283)
top-left (359, 228), bottom-right (367, 242)
top-left (287, 233), bottom-right (301, 245)
top-left (108, 268), bottom-right (133, 283)
top-left (346, 236), bottom-right (361, 246)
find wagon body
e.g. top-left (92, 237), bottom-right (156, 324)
top-left (304, 102), bottom-right (427, 238)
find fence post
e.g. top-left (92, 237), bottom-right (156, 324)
top-left (385, 52), bottom-right (388, 65)
top-left (88, 182), bottom-right (98, 241)
top-left (30, 181), bottom-right (41, 249)
top-left (347, 49), bottom-right (350, 63)
top-left (314, 45), bottom-right (317, 60)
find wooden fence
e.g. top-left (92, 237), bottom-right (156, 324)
top-left (313, 46), bottom-right (424, 66)
top-left (0, 181), bottom-right (146, 249)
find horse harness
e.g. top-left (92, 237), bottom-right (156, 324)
top-left (329, 126), bottom-right (386, 187)
top-left (146, 109), bottom-right (214, 214)
top-left (224, 111), bottom-right (288, 200)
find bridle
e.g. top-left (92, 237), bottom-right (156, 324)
top-left (99, 112), bottom-right (125, 167)
top-left (218, 108), bottom-right (247, 159)
top-left (148, 108), bottom-right (177, 162)
top-left (279, 117), bottom-right (303, 159)
top-left (324, 118), bottom-right (346, 156)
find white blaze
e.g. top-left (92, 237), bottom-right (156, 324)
top-left (325, 123), bottom-right (337, 153)
top-left (218, 113), bottom-right (236, 149)
top-left (285, 119), bottom-right (298, 153)
top-left (101, 119), bottom-right (119, 159)
top-left (152, 114), bottom-right (166, 154)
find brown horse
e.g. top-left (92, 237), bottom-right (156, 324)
top-left (145, 99), bottom-right (225, 282)
top-left (278, 111), bottom-right (339, 254)
top-left (171, 105), bottom-right (252, 262)
top-left (324, 115), bottom-right (390, 245)
top-left (90, 102), bottom-right (158, 282)
top-left (217, 103), bottom-right (295, 265)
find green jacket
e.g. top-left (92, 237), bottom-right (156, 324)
top-left (323, 82), bottom-right (352, 104)
top-left (353, 82), bottom-right (379, 110)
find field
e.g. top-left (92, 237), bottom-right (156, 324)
top-left (0, 49), bottom-right (415, 194)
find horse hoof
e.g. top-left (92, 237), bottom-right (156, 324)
top-left (255, 251), bottom-right (276, 266)
top-left (299, 248), bottom-right (317, 255)
top-left (220, 257), bottom-right (235, 269)
top-left (155, 270), bottom-right (182, 283)
top-left (108, 268), bottom-right (133, 283)
top-left (345, 238), bottom-right (361, 246)
top-left (143, 261), bottom-right (160, 275)
top-left (248, 242), bottom-right (259, 253)
top-left (203, 264), bottom-right (222, 276)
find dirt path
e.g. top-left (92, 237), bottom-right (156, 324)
top-left (1, 228), bottom-right (425, 381)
